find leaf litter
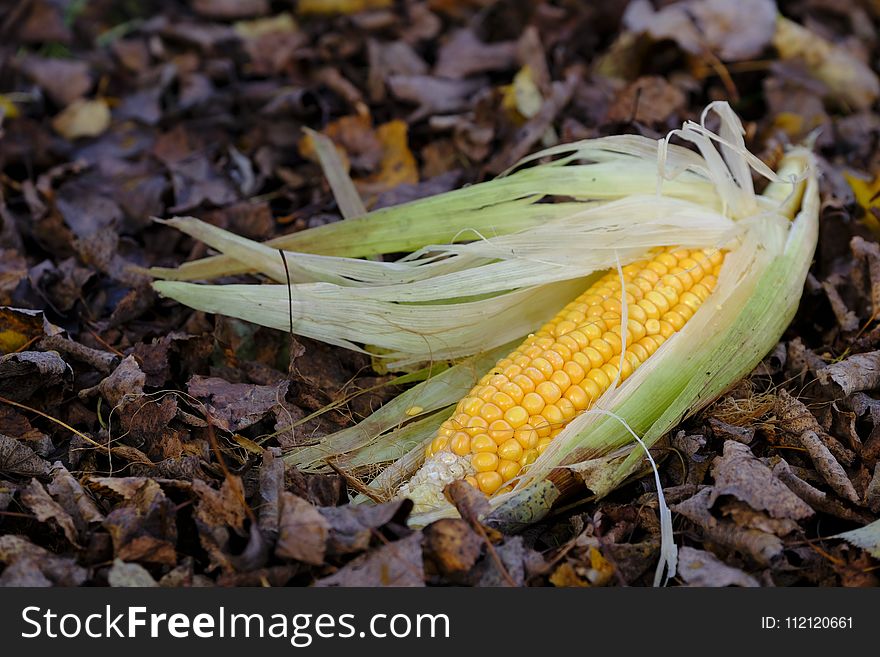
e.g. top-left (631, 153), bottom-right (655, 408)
top-left (0, 0), bottom-right (880, 587)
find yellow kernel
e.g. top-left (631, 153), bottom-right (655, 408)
top-left (581, 378), bottom-right (601, 402)
top-left (647, 260), bottom-right (668, 275)
top-left (450, 432), bottom-right (471, 456)
top-left (520, 449), bottom-right (538, 467)
top-left (512, 374), bottom-right (536, 394)
top-left (491, 391), bottom-right (516, 412)
top-left (627, 304), bottom-right (647, 324)
top-left (627, 319), bottom-right (647, 342)
top-left (479, 403), bottom-right (503, 423)
top-left (564, 384), bottom-right (590, 410)
top-left (471, 434), bottom-right (497, 453)
top-left (566, 329), bottom-right (590, 349)
top-left (431, 435), bottom-right (449, 453)
top-left (513, 354), bottom-right (531, 368)
top-left (514, 425), bottom-right (539, 449)
top-left (601, 363), bottom-right (619, 384)
top-left (563, 361), bottom-right (586, 384)
top-left (475, 385), bottom-right (497, 401)
top-left (549, 369), bottom-right (571, 391)
top-left (633, 277), bottom-right (653, 294)
top-left (638, 298), bottom-right (660, 320)
top-left (680, 291), bottom-right (702, 311)
top-left (536, 380), bottom-right (563, 404)
top-left (542, 350), bottom-right (565, 370)
top-left (663, 310), bottom-right (687, 331)
top-left (590, 339), bottom-right (614, 362)
top-left (488, 419), bottom-right (514, 443)
top-left (660, 274), bottom-right (684, 293)
top-left (702, 275), bottom-right (718, 290)
top-left (602, 297), bottom-right (622, 314)
top-left (580, 321), bottom-right (603, 340)
top-left (472, 452), bottom-right (499, 472)
top-left (619, 357), bottom-right (634, 380)
top-left (656, 252), bottom-right (678, 267)
top-left (542, 403), bottom-right (564, 426)
top-left (602, 331), bottom-right (623, 354)
top-left (522, 391), bottom-right (546, 415)
top-left (476, 471), bottom-right (503, 494)
top-left (504, 405), bottom-right (529, 429)
top-left (464, 416), bottom-right (488, 436)
top-left (692, 283), bottom-right (711, 301)
top-left (587, 367), bottom-right (611, 389)
top-left (628, 342), bottom-right (648, 363)
top-left (523, 365), bottom-right (548, 383)
top-left (531, 415), bottom-right (552, 438)
top-left (556, 397), bottom-right (576, 419)
top-left (645, 318), bottom-right (661, 335)
top-left (670, 267), bottom-right (694, 288)
top-left (554, 320), bottom-right (577, 336)
top-left (500, 382), bottom-right (524, 404)
top-left (536, 437), bottom-right (553, 454)
top-left (498, 458), bottom-right (520, 482)
top-left (646, 290), bottom-right (671, 314)
top-left (557, 334), bottom-right (580, 353)
top-left (459, 396), bottom-right (483, 416)
top-left (502, 364), bottom-right (522, 379)
top-left (498, 438), bottom-right (524, 462)
top-left (638, 268), bottom-right (660, 285)
top-left (464, 475), bottom-right (479, 489)
top-left (658, 320), bottom-right (675, 338)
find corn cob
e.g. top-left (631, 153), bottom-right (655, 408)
top-left (401, 246), bottom-right (724, 505)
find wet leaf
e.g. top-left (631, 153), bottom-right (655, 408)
top-left (0, 350), bottom-right (71, 402)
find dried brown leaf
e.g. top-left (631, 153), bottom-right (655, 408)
top-left (677, 546), bottom-right (760, 587)
top-left (0, 434), bottom-right (49, 477)
top-left (673, 488), bottom-right (784, 566)
top-left (319, 499), bottom-right (411, 555)
top-left (314, 532), bottom-right (424, 587)
top-left (798, 430), bottom-right (860, 504)
top-left (422, 518), bottom-right (482, 576)
top-left (710, 441), bottom-right (814, 520)
top-left (275, 491), bottom-right (328, 565)
top-left (20, 478), bottom-right (81, 546)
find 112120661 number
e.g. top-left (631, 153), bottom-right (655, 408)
top-left (785, 617), bottom-right (852, 629)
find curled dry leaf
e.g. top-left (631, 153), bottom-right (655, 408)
top-left (677, 546), bottom-right (760, 587)
top-left (275, 491), bottom-right (328, 566)
top-left (673, 488), bottom-right (784, 566)
top-left (314, 532), bottom-right (424, 587)
top-left (710, 441), bottom-right (814, 520)
top-left (102, 478), bottom-right (178, 566)
top-left (319, 498), bottom-right (411, 555)
top-left (0, 434), bottom-right (49, 477)
top-left (0, 350), bottom-right (71, 402)
top-left (20, 477), bottom-right (81, 546)
top-left (771, 458), bottom-right (871, 523)
top-left (818, 351), bottom-right (880, 396)
top-left (797, 430), bottom-right (860, 504)
top-left (774, 390), bottom-right (855, 466)
top-left (81, 355), bottom-right (145, 408)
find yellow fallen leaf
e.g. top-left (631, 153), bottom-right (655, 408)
top-left (234, 12), bottom-right (297, 39)
top-left (52, 98), bottom-right (111, 139)
top-left (0, 94), bottom-right (20, 119)
top-left (361, 120), bottom-right (419, 192)
top-left (297, 0), bottom-right (391, 16)
top-left (501, 65), bottom-right (543, 123)
top-left (845, 171), bottom-right (880, 236)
